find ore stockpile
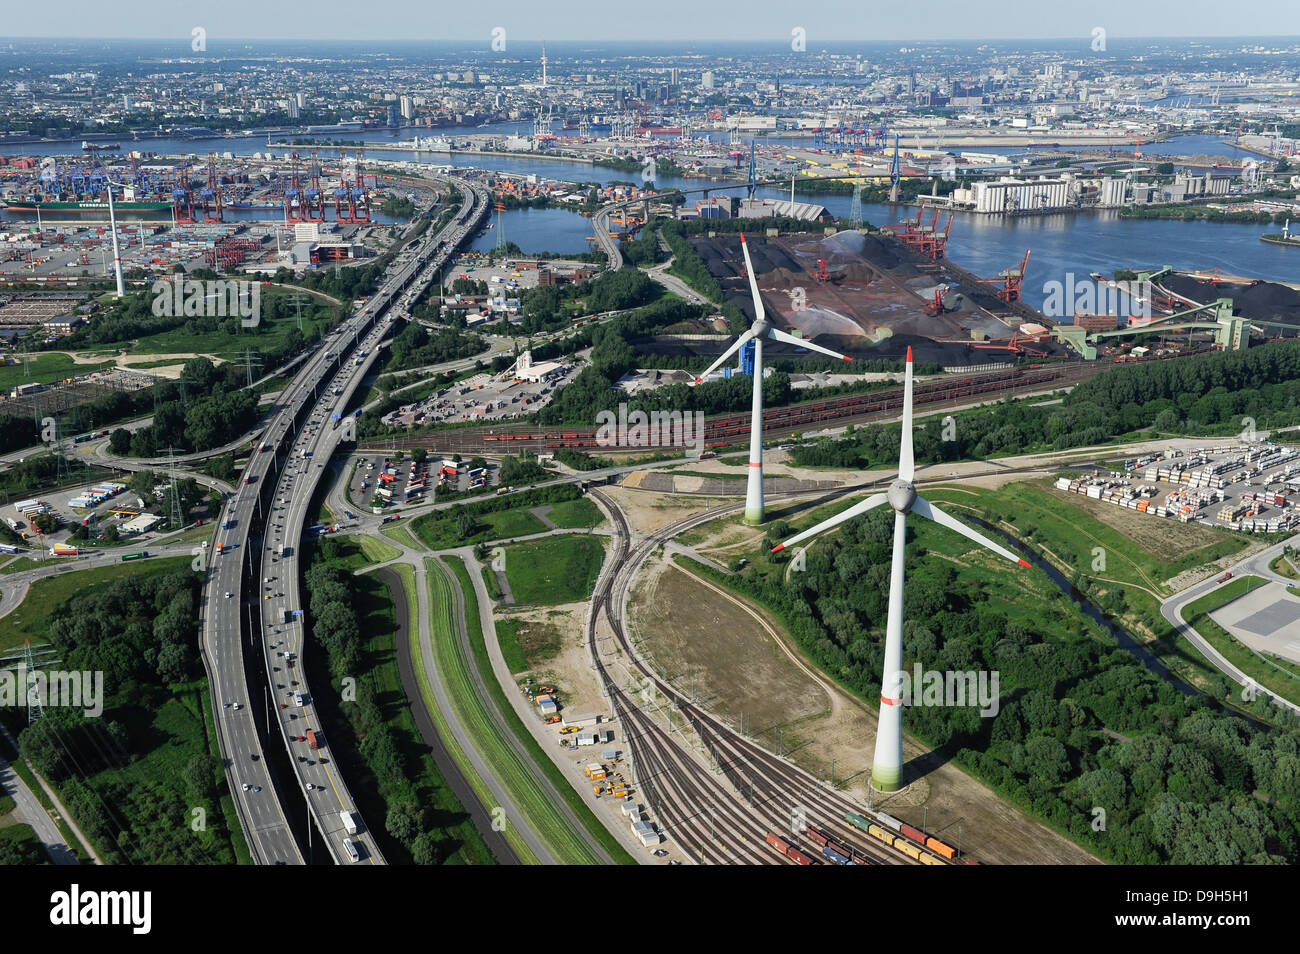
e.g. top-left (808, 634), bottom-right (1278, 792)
top-left (1162, 273), bottom-right (1300, 336)
top-left (686, 230), bottom-right (1034, 366)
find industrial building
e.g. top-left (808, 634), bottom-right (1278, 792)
top-left (966, 175), bottom-right (1074, 214)
top-left (509, 350), bottom-right (565, 384)
top-left (737, 198), bottom-right (832, 222)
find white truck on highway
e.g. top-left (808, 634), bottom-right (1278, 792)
top-left (340, 810), bottom-right (360, 835)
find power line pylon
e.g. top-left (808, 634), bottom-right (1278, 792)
top-left (163, 444), bottom-right (188, 530)
top-left (23, 639), bottom-right (43, 724)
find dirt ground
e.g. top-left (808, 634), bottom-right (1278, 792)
top-left (496, 602), bottom-right (608, 717)
top-left (625, 534), bottom-right (1101, 866)
top-left (598, 485), bottom-right (730, 536)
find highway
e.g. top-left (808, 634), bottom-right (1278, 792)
top-left (200, 171), bottom-right (490, 865)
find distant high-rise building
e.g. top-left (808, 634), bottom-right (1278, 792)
top-left (296, 92), bottom-right (306, 109)
top-left (387, 104), bottom-right (399, 126)
top-left (541, 43), bottom-right (548, 88)
top-left (702, 70), bottom-right (715, 89)
top-left (464, 70), bottom-right (476, 84)
top-left (122, 93), bottom-right (132, 111)
top-left (286, 98), bottom-right (300, 119)
top-left (400, 95), bottom-right (414, 119)
top-left (670, 67), bottom-right (680, 85)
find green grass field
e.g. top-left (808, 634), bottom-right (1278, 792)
top-left (495, 617), bottom-right (563, 673)
top-left (106, 286), bottom-right (341, 356)
top-left (399, 562), bottom-right (535, 864)
top-left (1270, 553), bottom-right (1299, 580)
top-left (380, 524), bottom-right (420, 550)
top-left (1, 555), bottom-right (194, 653)
top-left (95, 681), bottom-right (243, 863)
top-left (442, 556), bottom-right (633, 864)
top-left (426, 557), bottom-right (612, 864)
top-left (306, 534), bottom-right (401, 571)
top-left (924, 480), bottom-right (1248, 598)
top-left (502, 535), bottom-right (605, 605)
top-left (0, 354), bottom-right (115, 391)
top-left (543, 498), bottom-right (605, 530)
top-left (412, 506), bottom-right (548, 550)
top-left (480, 565), bottom-right (502, 601)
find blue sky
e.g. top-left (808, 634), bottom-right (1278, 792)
top-left (1, 1), bottom-right (1298, 42)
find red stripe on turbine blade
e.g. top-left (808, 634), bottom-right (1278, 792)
top-left (1018, 558), bottom-right (1033, 568)
top-left (693, 377), bottom-right (702, 384)
top-left (880, 695), bottom-right (901, 706)
top-left (748, 461), bottom-right (762, 468)
top-left (906, 345), bottom-right (913, 363)
top-left (842, 355), bottom-right (852, 361)
top-left (771, 544), bottom-right (785, 553)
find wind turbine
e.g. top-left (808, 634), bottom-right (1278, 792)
top-left (693, 233), bottom-right (852, 525)
top-left (770, 346), bottom-right (1031, 791)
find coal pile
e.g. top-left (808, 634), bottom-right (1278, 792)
top-left (1163, 274), bottom-right (1300, 330)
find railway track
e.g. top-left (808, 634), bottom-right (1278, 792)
top-left (588, 487), bottom-right (927, 865)
top-left (362, 359), bottom-right (1106, 456)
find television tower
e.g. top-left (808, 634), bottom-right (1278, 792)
top-left (541, 43), bottom-right (548, 89)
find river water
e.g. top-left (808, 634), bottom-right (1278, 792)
top-left (2, 130), bottom-right (1292, 301)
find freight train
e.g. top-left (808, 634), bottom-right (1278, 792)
top-left (846, 811), bottom-right (976, 865)
top-left (763, 831), bottom-right (820, 865)
top-left (455, 365), bottom-right (1076, 455)
top-left (803, 823), bottom-right (870, 865)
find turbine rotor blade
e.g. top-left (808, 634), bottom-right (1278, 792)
top-left (899, 345), bottom-right (915, 482)
top-left (739, 233), bottom-right (765, 325)
top-left (693, 329), bottom-right (755, 384)
top-left (911, 496), bottom-right (1032, 567)
top-left (770, 492), bottom-right (889, 553)
top-left (767, 326), bottom-right (852, 362)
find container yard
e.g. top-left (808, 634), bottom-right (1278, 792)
top-left (1054, 440), bottom-right (1300, 533)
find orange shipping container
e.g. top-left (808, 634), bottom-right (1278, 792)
top-left (925, 836), bottom-right (957, 860)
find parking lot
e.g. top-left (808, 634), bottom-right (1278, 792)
top-left (348, 452), bottom-right (497, 509)
top-left (382, 365), bottom-right (579, 428)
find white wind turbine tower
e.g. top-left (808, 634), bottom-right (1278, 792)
top-left (771, 346), bottom-right (1032, 791)
top-left (692, 234), bottom-right (852, 524)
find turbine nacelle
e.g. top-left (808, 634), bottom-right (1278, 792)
top-left (887, 478), bottom-right (916, 514)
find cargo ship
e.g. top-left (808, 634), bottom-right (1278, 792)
top-left (1, 197), bottom-right (172, 215)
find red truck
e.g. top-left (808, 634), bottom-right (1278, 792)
top-left (1217, 572), bottom-right (1232, 584)
top-left (306, 729), bottom-right (320, 750)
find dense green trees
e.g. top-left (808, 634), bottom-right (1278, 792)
top-left (385, 323), bottom-right (484, 372)
top-left (10, 568), bottom-right (223, 863)
top-left (793, 341), bottom-right (1300, 470)
top-left (719, 502), bottom-right (1300, 864)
